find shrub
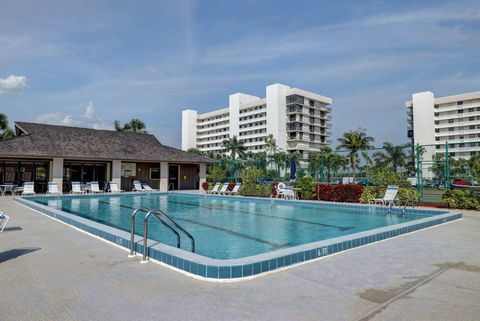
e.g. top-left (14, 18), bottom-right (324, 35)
top-left (295, 176), bottom-right (317, 200)
top-left (239, 167), bottom-right (272, 197)
top-left (317, 184), bottom-right (364, 203)
top-left (201, 181), bottom-right (210, 191)
top-left (442, 190), bottom-right (480, 210)
top-left (360, 187), bottom-right (420, 205)
top-left (207, 166), bottom-right (227, 183)
top-left (367, 165), bottom-right (411, 188)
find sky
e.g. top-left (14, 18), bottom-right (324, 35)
top-left (1, 0), bottom-right (479, 148)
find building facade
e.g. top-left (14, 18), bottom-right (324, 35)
top-left (406, 91), bottom-right (480, 163)
top-left (0, 122), bottom-right (211, 193)
top-left (182, 83), bottom-right (332, 165)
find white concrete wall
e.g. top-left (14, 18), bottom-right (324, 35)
top-left (412, 91), bottom-right (436, 178)
top-left (228, 93), bottom-right (260, 139)
top-left (159, 162), bottom-right (169, 192)
top-left (182, 109), bottom-right (198, 151)
top-left (199, 163), bottom-right (207, 191)
top-left (111, 160), bottom-right (122, 187)
top-left (266, 83), bottom-right (290, 151)
top-left (51, 158), bottom-right (64, 193)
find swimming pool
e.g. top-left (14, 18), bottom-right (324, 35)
top-left (18, 193), bottom-right (462, 280)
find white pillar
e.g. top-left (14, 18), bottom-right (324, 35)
top-left (112, 160), bottom-right (122, 188)
top-left (160, 162), bottom-right (168, 192)
top-left (52, 158), bottom-right (64, 193)
top-left (199, 163), bottom-right (207, 190)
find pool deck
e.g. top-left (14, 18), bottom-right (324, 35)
top-left (1, 196), bottom-right (479, 321)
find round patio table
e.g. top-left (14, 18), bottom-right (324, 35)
top-left (0, 185), bottom-right (18, 196)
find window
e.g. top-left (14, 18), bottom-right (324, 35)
top-left (434, 104), bottom-right (439, 108)
top-left (435, 121), bottom-right (440, 124)
top-left (458, 110), bottom-right (463, 114)
top-left (150, 168), bottom-right (160, 180)
top-left (448, 119), bottom-right (454, 123)
top-left (457, 101), bottom-right (463, 105)
top-left (434, 112), bottom-right (439, 116)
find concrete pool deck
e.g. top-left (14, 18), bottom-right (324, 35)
top-left (0, 196), bottom-right (479, 321)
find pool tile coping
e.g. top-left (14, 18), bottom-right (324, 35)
top-left (15, 194), bottom-right (462, 282)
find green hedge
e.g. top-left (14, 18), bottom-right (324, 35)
top-left (360, 187), bottom-right (420, 205)
top-left (442, 190), bottom-right (480, 210)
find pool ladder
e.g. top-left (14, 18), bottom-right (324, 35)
top-left (129, 207), bottom-right (195, 262)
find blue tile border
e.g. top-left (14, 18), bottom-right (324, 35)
top-left (15, 195), bottom-right (463, 281)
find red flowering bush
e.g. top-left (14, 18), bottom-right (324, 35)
top-left (316, 184), bottom-right (364, 203)
top-left (201, 181), bottom-right (210, 191)
top-left (271, 184), bottom-right (278, 198)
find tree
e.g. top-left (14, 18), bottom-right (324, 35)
top-left (373, 142), bottom-right (408, 173)
top-left (222, 136), bottom-right (247, 160)
top-left (187, 148), bottom-right (205, 156)
top-left (337, 128), bottom-right (374, 178)
top-left (0, 113), bottom-right (15, 140)
top-left (114, 118), bottom-right (147, 134)
top-left (265, 134), bottom-right (277, 154)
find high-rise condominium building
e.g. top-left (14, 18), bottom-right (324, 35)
top-left (406, 91), bottom-right (480, 163)
top-left (182, 83), bottom-right (332, 166)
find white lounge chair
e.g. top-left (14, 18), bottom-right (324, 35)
top-left (71, 182), bottom-right (86, 194)
top-left (225, 183), bottom-right (241, 195)
top-left (90, 182), bottom-right (104, 194)
top-left (46, 182), bottom-right (62, 195)
top-left (108, 182), bottom-right (123, 193)
top-left (276, 182), bottom-right (296, 200)
top-left (0, 211), bottom-right (9, 233)
top-left (142, 184), bottom-right (158, 192)
top-left (368, 185), bottom-right (399, 207)
top-left (22, 182), bottom-right (36, 196)
top-left (132, 180), bottom-right (144, 192)
top-left (217, 183), bottom-right (230, 195)
top-left (206, 182), bottom-right (221, 194)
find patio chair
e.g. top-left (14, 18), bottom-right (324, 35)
top-left (142, 184), bottom-right (158, 192)
top-left (206, 182), bottom-right (221, 194)
top-left (21, 182), bottom-right (36, 196)
top-left (225, 183), bottom-right (241, 195)
top-left (90, 182), bottom-right (104, 194)
top-left (108, 182), bottom-right (124, 193)
top-left (368, 185), bottom-right (399, 207)
top-left (276, 182), bottom-right (296, 200)
top-left (132, 180), bottom-right (144, 192)
top-left (71, 182), bottom-right (86, 194)
top-left (217, 183), bottom-right (230, 195)
top-left (46, 182), bottom-right (62, 195)
top-left (0, 211), bottom-right (9, 233)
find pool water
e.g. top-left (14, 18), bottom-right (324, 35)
top-left (30, 193), bottom-right (434, 259)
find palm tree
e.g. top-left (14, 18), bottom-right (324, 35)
top-left (373, 142), bottom-right (408, 173)
top-left (329, 154), bottom-right (347, 180)
top-left (114, 118), bottom-right (147, 134)
top-left (337, 128), bottom-right (374, 178)
top-left (265, 134), bottom-right (277, 154)
top-left (222, 136), bottom-right (247, 160)
top-left (0, 113), bottom-right (14, 140)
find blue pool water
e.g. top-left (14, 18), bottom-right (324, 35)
top-left (30, 193), bottom-right (435, 259)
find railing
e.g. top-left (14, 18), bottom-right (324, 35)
top-left (168, 183), bottom-right (175, 192)
top-left (129, 207), bottom-right (150, 256)
top-left (143, 209), bottom-right (195, 262)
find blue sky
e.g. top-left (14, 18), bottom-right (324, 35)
top-left (1, 0), bottom-right (479, 148)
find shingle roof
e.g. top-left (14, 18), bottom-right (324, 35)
top-left (0, 122), bottom-right (211, 163)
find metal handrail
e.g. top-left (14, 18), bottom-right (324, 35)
top-left (168, 183), bottom-right (175, 192)
top-left (143, 209), bottom-right (195, 261)
top-left (129, 207), bottom-right (150, 256)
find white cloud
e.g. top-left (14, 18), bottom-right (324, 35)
top-left (0, 74), bottom-right (27, 95)
top-left (35, 102), bottom-right (109, 129)
top-left (85, 101), bottom-right (95, 118)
